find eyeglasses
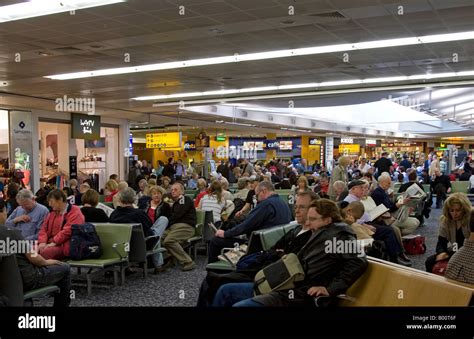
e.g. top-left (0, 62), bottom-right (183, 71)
top-left (307, 216), bottom-right (325, 222)
top-left (295, 205), bottom-right (309, 210)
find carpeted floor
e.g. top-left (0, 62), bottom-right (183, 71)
top-left (35, 206), bottom-right (443, 307)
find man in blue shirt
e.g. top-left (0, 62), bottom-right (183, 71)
top-left (5, 189), bottom-right (49, 240)
top-left (209, 181), bottom-right (292, 263)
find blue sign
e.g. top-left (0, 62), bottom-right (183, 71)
top-left (184, 140), bottom-right (196, 151)
top-left (264, 139), bottom-right (279, 149)
top-left (129, 133), bottom-right (133, 155)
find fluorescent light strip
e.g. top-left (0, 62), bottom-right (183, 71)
top-left (0, 0), bottom-right (125, 23)
top-left (151, 79), bottom-right (474, 107)
top-left (45, 30), bottom-right (474, 80)
top-left (134, 71), bottom-right (474, 101)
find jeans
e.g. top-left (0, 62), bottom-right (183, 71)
top-left (27, 263), bottom-right (71, 307)
top-left (212, 282), bottom-right (256, 307)
top-left (151, 216), bottom-right (169, 267)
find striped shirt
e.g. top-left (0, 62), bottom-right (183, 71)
top-left (200, 194), bottom-right (225, 223)
top-left (445, 239), bottom-right (474, 284)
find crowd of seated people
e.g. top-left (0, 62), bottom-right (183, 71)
top-left (1, 152), bottom-right (473, 308)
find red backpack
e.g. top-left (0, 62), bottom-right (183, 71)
top-left (402, 235), bottom-right (426, 255)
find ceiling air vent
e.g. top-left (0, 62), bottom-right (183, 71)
top-left (307, 11), bottom-right (346, 19)
top-left (241, 110), bottom-right (248, 117)
top-left (291, 118), bottom-right (296, 125)
top-left (311, 121), bottom-right (316, 128)
top-left (268, 115), bottom-right (273, 121)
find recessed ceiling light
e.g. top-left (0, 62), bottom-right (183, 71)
top-left (280, 20), bottom-right (295, 25)
top-left (45, 30), bottom-right (474, 80)
top-left (38, 51), bottom-right (52, 56)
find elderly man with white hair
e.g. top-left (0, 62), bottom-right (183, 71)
top-left (5, 189), bottom-right (49, 240)
top-left (371, 175), bottom-right (420, 235)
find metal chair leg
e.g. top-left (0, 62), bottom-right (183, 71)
top-left (143, 261), bottom-right (148, 278)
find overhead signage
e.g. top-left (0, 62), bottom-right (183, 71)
top-left (366, 139), bottom-right (377, 147)
top-left (339, 144), bottom-right (360, 154)
top-left (71, 113), bottom-right (101, 140)
top-left (195, 131), bottom-right (210, 148)
top-left (309, 138), bottom-right (322, 145)
top-left (340, 137), bottom-right (353, 144)
top-left (146, 132), bottom-right (182, 149)
top-left (215, 136), bottom-right (226, 142)
top-left (184, 140), bottom-right (196, 151)
top-left (264, 140), bottom-right (279, 149)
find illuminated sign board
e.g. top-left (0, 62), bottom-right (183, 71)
top-left (309, 138), bottom-right (322, 145)
top-left (146, 132), bottom-right (182, 149)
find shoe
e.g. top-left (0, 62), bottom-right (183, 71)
top-left (396, 257), bottom-right (412, 267)
top-left (162, 257), bottom-right (176, 269)
top-left (181, 261), bottom-right (196, 271)
top-left (399, 253), bottom-right (411, 262)
top-left (153, 266), bottom-right (167, 274)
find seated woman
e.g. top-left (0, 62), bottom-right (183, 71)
top-left (291, 175), bottom-right (310, 196)
top-left (80, 189), bottom-right (109, 223)
top-left (445, 209), bottom-right (474, 284)
top-left (425, 193), bottom-right (471, 274)
top-left (104, 179), bottom-right (119, 203)
top-left (211, 199), bottom-right (368, 307)
top-left (198, 181), bottom-right (225, 228)
top-left (37, 189), bottom-right (85, 260)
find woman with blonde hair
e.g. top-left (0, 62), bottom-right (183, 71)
top-left (104, 179), bottom-right (119, 202)
top-left (425, 192), bottom-right (472, 273)
top-left (328, 156), bottom-right (350, 200)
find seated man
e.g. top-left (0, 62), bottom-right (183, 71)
top-left (0, 225), bottom-right (71, 307)
top-left (371, 175), bottom-right (419, 236)
top-left (37, 189), bottom-right (85, 260)
top-left (5, 189), bottom-right (49, 240)
top-left (211, 199), bottom-right (368, 307)
top-left (209, 181), bottom-right (293, 263)
top-left (161, 183), bottom-right (197, 271)
top-left (197, 191), bottom-right (316, 306)
top-left (109, 188), bottom-right (154, 237)
top-left (445, 210), bottom-right (474, 284)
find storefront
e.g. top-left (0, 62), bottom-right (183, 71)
top-left (377, 141), bottom-right (425, 164)
top-left (33, 110), bottom-right (129, 193)
top-left (305, 137), bottom-right (325, 167)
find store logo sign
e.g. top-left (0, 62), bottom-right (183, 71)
top-left (19, 121), bottom-right (25, 129)
top-left (341, 137), bottom-right (353, 144)
top-left (309, 138), bottom-right (322, 145)
top-left (55, 95), bottom-right (95, 115)
top-left (80, 118), bottom-right (95, 135)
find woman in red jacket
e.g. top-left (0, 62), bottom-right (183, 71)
top-left (37, 189), bottom-right (85, 260)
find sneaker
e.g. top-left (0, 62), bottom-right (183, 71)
top-left (396, 257), bottom-right (412, 267)
top-left (399, 253), bottom-right (411, 262)
top-left (181, 261), bottom-right (196, 271)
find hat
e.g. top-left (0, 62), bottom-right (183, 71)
top-left (348, 179), bottom-right (366, 190)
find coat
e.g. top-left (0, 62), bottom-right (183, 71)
top-left (37, 204), bottom-right (85, 257)
top-left (252, 222), bottom-right (368, 306)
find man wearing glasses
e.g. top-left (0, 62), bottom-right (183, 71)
top-left (209, 181), bottom-right (292, 263)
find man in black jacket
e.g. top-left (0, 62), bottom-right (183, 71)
top-left (211, 199), bottom-right (368, 307)
top-left (161, 182), bottom-right (197, 271)
top-left (162, 158), bottom-right (176, 182)
top-left (431, 169), bottom-right (451, 208)
top-left (197, 191), bottom-right (316, 306)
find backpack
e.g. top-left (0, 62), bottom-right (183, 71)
top-left (236, 250), bottom-right (281, 276)
top-left (69, 223), bottom-right (102, 260)
top-left (402, 235), bottom-right (426, 255)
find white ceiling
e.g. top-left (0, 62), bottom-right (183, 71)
top-left (0, 0), bottom-right (473, 137)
